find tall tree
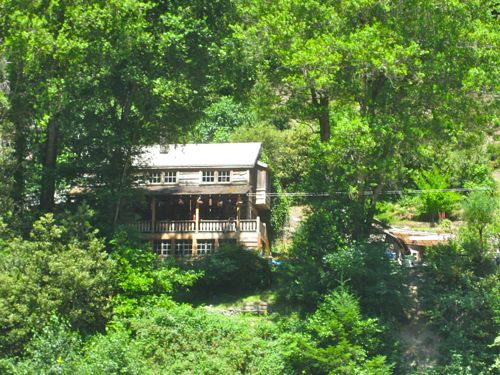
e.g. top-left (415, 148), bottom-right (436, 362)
top-left (237, 0), bottom-right (499, 235)
top-left (1, 0), bottom-right (242, 227)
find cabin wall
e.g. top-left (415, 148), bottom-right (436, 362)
top-left (144, 168), bottom-right (251, 186)
top-left (178, 170), bottom-right (201, 185)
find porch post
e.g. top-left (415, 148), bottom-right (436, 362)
top-left (256, 216), bottom-right (261, 248)
top-left (236, 195), bottom-right (242, 230)
top-left (195, 196), bottom-right (201, 233)
top-left (151, 196), bottom-right (157, 232)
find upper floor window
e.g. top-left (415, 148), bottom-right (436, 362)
top-left (148, 172), bottom-right (161, 184)
top-left (218, 170), bottom-right (231, 183)
top-left (165, 171), bottom-right (177, 184)
top-left (202, 171), bottom-right (215, 183)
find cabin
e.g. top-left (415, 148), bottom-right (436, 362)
top-left (130, 143), bottom-right (271, 258)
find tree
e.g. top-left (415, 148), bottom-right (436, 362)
top-left (1, 0), bottom-right (244, 229)
top-left (280, 208), bottom-right (408, 319)
top-left (187, 96), bottom-right (254, 143)
top-left (413, 166), bottom-right (461, 222)
top-left (284, 287), bottom-right (393, 374)
top-left (0, 212), bottom-right (113, 356)
top-left (0, 51), bottom-right (15, 221)
top-left (462, 191), bottom-right (498, 249)
top-left (423, 239), bottom-right (499, 371)
top-left (236, 0), bottom-right (499, 235)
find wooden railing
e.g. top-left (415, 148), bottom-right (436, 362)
top-left (239, 219), bottom-right (257, 232)
top-left (130, 219), bottom-right (260, 233)
top-left (198, 220), bottom-right (237, 232)
top-left (134, 220), bottom-right (152, 232)
top-left (156, 220), bottom-right (195, 232)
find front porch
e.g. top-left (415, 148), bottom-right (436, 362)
top-left (130, 192), bottom-right (270, 256)
top-left (130, 218), bottom-right (269, 257)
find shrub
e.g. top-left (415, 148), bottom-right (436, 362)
top-left (189, 244), bottom-right (272, 296)
top-left (282, 288), bottom-right (393, 374)
top-left (413, 167), bottom-right (461, 221)
top-left (281, 209), bottom-right (409, 319)
top-left (0, 214), bottom-right (114, 356)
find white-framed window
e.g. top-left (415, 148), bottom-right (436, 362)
top-left (164, 171), bottom-right (177, 184)
top-left (148, 172), bottom-right (161, 184)
top-left (202, 171), bottom-right (215, 183)
top-left (175, 240), bottom-right (192, 257)
top-left (197, 240), bottom-right (214, 255)
top-left (153, 240), bottom-right (172, 256)
top-left (217, 170), bottom-right (231, 183)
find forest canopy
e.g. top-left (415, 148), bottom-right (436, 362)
top-left (0, 0), bottom-right (498, 374)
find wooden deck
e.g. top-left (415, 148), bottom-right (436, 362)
top-left (130, 218), bottom-right (269, 251)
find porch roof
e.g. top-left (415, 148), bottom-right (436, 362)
top-left (143, 184), bottom-right (251, 196)
top-left (136, 143), bottom-right (262, 169)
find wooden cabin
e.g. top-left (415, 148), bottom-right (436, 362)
top-left (130, 143), bottom-right (271, 258)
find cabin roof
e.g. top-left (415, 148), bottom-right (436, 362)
top-left (136, 143), bottom-right (262, 169)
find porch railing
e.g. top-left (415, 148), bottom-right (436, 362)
top-left (198, 220), bottom-right (236, 232)
top-left (239, 219), bottom-right (257, 232)
top-left (131, 219), bottom-right (259, 233)
top-left (156, 220), bottom-right (196, 232)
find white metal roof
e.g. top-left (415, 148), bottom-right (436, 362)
top-left (136, 143), bottom-right (262, 169)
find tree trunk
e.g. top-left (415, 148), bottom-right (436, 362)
top-left (311, 88), bottom-right (331, 142)
top-left (40, 119), bottom-right (58, 212)
top-left (318, 95), bottom-right (330, 142)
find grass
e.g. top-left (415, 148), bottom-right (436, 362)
top-left (376, 200), bottom-right (464, 234)
top-left (186, 286), bottom-right (278, 309)
top-left (389, 219), bottom-right (463, 234)
top-left (212, 289), bottom-right (278, 308)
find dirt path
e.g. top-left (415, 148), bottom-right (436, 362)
top-left (398, 268), bottom-right (441, 371)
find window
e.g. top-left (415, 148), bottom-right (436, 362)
top-left (197, 240), bottom-right (214, 255)
top-left (165, 171), bottom-right (177, 184)
top-left (153, 240), bottom-right (172, 257)
top-left (148, 172), bottom-right (161, 184)
top-left (175, 240), bottom-right (192, 257)
top-left (201, 170), bottom-right (232, 183)
top-left (218, 170), bottom-right (231, 183)
top-left (202, 171), bottom-right (215, 183)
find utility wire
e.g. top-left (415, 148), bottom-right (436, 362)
top-left (246, 187), bottom-right (491, 197)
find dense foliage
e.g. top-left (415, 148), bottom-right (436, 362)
top-left (188, 244), bottom-right (272, 297)
top-left (0, 0), bottom-right (498, 373)
top-left (0, 213), bottom-right (113, 356)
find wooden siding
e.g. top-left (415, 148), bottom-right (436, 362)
top-left (178, 170), bottom-right (201, 185)
top-left (231, 170), bottom-right (249, 183)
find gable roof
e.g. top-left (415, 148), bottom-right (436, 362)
top-left (136, 143), bottom-right (262, 169)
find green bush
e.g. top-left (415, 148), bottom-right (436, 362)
top-left (8, 316), bottom-right (81, 375)
top-left (413, 167), bottom-right (461, 222)
top-left (130, 304), bottom-right (288, 374)
top-left (281, 209), bottom-right (409, 319)
top-left (110, 233), bottom-right (201, 318)
top-left (0, 213), bottom-right (113, 356)
top-left (281, 288), bottom-right (393, 374)
top-left (422, 239), bottom-right (500, 371)
top-left (189, 244), bottom-right (272, 296)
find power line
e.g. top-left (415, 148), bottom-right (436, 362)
top-left (246, 187), bottom-right (491, 197)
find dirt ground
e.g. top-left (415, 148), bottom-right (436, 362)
top-left (398, 268), bottom-right (441, 371)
